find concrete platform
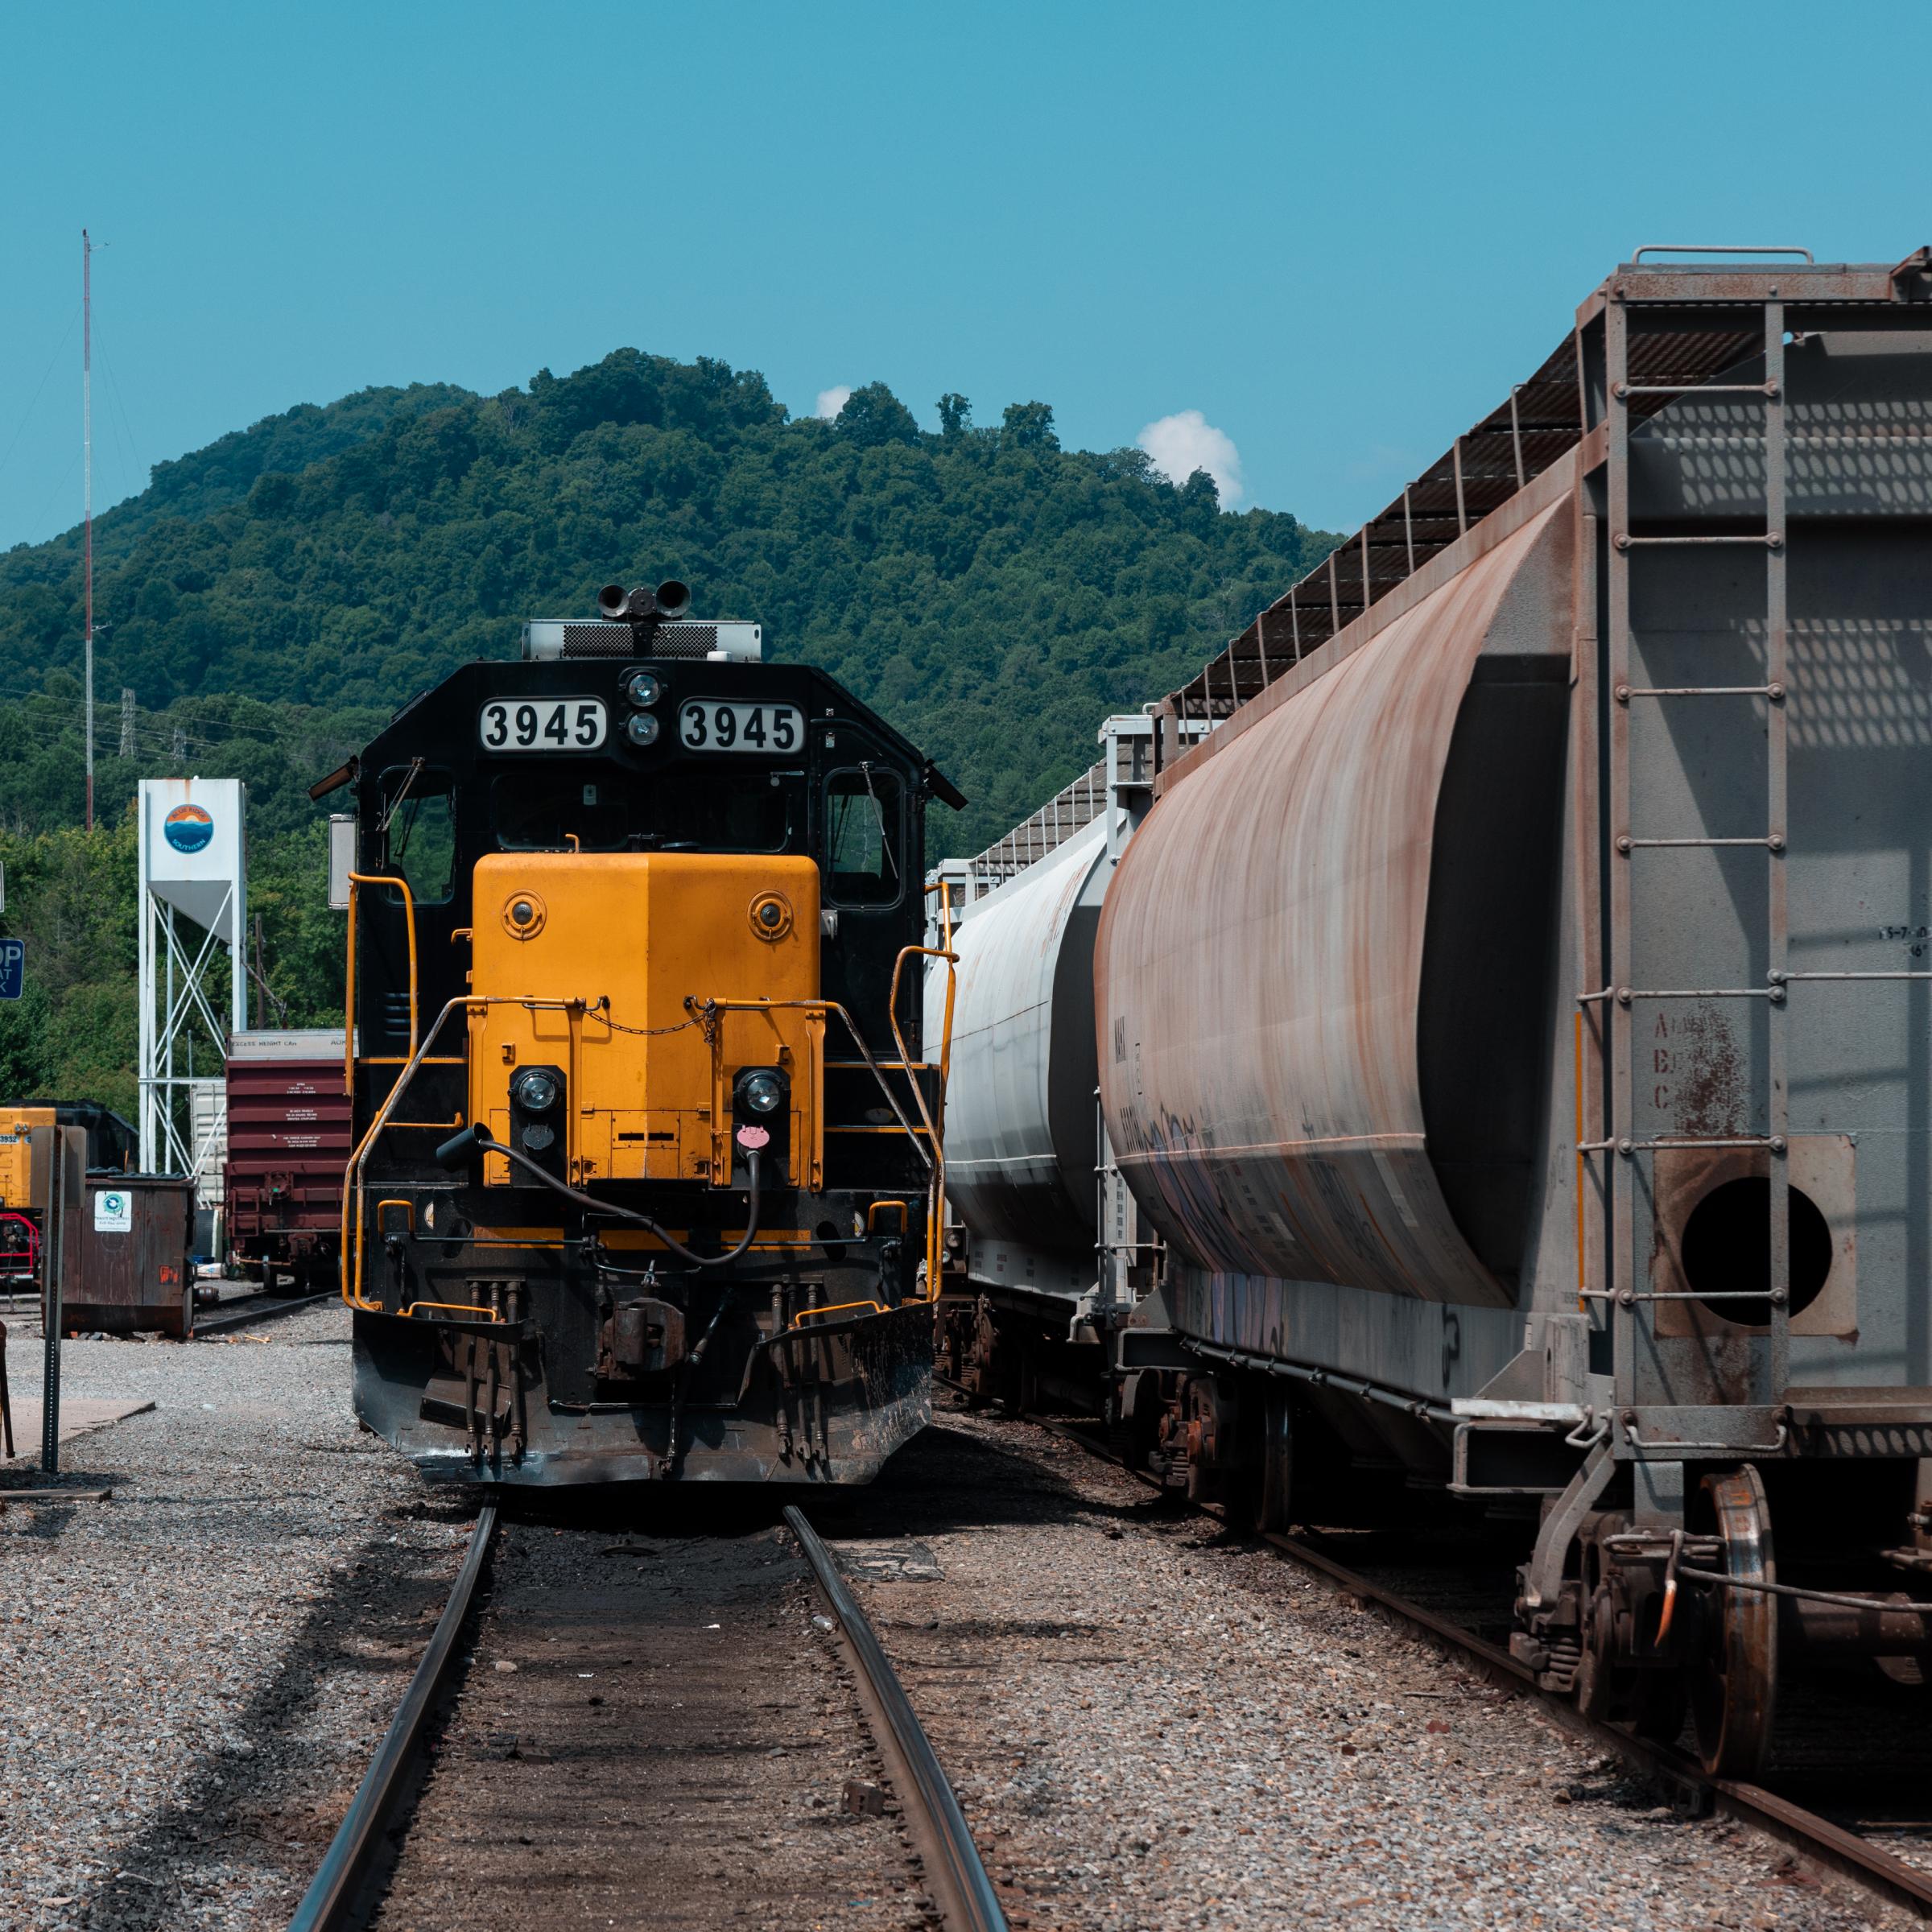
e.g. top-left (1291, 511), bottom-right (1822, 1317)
top-left (1, 1397), bottom-right (155, 1467)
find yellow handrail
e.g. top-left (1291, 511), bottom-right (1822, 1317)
top-left (338, 993), bottom-right (584, 1311)
top-left (886, 939), bottom-right (958, 1290)
top-left (342, 873), bottom-right (419, 1099)
top-left (340, 949), bottom-right (963, 1335)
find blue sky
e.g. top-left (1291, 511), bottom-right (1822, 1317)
top-left (2, 0), bottom-right (1929, 552)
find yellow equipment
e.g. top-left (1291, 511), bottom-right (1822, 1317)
top-left (468, 852), bottom-right (825, 1191)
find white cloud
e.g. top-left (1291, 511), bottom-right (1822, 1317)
top-left (815, 385), bottom-right (852, 420)
top-left (1137, 409), bottom-right (1245, 506)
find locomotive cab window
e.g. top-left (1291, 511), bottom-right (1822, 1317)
top-left (825, 766), bottom-right (903, 906)
top-left (492, 770), bottom-right (795, 852)
top-left (379, 766), bottom-right (457, 905)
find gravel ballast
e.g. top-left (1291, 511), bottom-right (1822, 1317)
top-left (844, 1397), bottom-right (1915, 1932)
top-left (0, 1303), bottom-right (470, 1931)
top-left (2, 1314), bottom-right (1916, 1930)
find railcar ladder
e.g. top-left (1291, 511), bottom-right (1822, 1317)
top-left (1600, 291), bottom-right (1791, 1412)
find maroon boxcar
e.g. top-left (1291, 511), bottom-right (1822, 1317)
top-left (224, 1030), bottom-right (350, 1290)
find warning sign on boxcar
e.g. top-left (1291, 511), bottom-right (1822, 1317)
top-left (93, 1190), bottom-right (131, 1233)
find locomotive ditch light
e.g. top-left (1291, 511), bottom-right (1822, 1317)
top-left (512, 1067), bottom-right (561, 1113)
top-left (625, 712), bottom-right (661, 747)
top-left (735, 1067), bottom-right (786, 1117)
top-left (624, 669), bottom-right (662, 708)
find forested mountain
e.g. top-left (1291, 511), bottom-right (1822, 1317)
top-left (0, 349), bottom-right (1336, 1109)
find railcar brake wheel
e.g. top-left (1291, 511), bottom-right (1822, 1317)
top-left (1690, 1467), bottom-right (1778, 1777)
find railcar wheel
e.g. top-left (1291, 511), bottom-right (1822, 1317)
top-left (1575, 1535), bottom-right (1615, 1722)
top-left (1254, 1386), bottom-right (1295, 1534)
top-left (1571, 1517), bottom-right (1691, 1742)
top-left (1690, 1467), bottom-right (1778, 1777)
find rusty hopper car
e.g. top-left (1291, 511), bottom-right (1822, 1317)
top-left (224, 1030), bottom-right (351, 1288)
top-left (319, 580), bottom-right (962, 1487)
top-left (948, 250), bottom-right (1932, 1777)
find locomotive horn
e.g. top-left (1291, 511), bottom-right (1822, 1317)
top-left (654, 579), bottom-right (691, 620)
top-left (597, 584), bottom-right (631, 620)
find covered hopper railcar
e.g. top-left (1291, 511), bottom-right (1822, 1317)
top-left (938, 250), bottom-right (1932, 1776)
top-left (324, 581), bottom-right (961, 1488)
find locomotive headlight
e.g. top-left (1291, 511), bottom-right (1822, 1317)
top-left (623, 669), bottom-right (662, 708)
top-left (625, 712), bottom-right (661, 747)
top-left (736, 1068), bottom-right (786, 1117)
top-left (511, 1067), bottom-right (561, 1113)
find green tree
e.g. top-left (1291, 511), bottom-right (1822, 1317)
top-left (836, 382), bottom-right (922, 448)
top-left (1000, 400), bottom-right (1059, 450)
top-left (0, 342), bottom-right (1340, 1105)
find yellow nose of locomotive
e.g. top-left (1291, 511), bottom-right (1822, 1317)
top-left (467, 852), bottom-right (824, 1191)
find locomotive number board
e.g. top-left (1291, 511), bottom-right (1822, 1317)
top-left (678, 700), bottom-right (804, 753)
top-left (479, 698), bottom-right (609, 752)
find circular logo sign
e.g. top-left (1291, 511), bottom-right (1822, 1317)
top-left (163, 803), bottom-right (214, 853)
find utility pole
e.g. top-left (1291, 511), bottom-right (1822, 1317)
top-left (83, 229), bottom-right (95, 832)
top-left (119, 687), bottom-right (135, 758)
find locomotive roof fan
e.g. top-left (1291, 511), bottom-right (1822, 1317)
top-left (521, 578), bottom-right (762, 663)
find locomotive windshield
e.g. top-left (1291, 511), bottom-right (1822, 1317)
top-left (491, 768), bottom-right (796, 853)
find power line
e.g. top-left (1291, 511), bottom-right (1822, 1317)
top-left (25, 447), bottom-right (81, 545)
top-left (90, 324), bottom-right (148, 507)
top-left (0, 685), bottom-right (367, 761)
top-left (0, 303), bottom-right (80, 489)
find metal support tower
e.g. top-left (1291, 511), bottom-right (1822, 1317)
top-left (136, 779), bottom-right (247, 1180)
top-left (83, 229), bottom-right (94, 833)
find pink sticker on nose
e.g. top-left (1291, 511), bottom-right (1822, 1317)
top-left (735, 1125), bottom-right (771, 1149)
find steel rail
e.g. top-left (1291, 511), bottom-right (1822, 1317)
top-left (193, 1289), bottom-right (335, 1339)
top-left (1007, 1402), bottom-right (1932, 1922)
top-left (782, 1505), bottom-right (1007, 1932)
top-left (287, 1500), bottom-right (500, 1932)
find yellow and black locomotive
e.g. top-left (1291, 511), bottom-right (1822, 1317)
top-left (321, 580), bottom-right (961, 1485)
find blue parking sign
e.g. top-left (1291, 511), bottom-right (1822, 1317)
top-left (0, 939), bottom-right (23, 1001)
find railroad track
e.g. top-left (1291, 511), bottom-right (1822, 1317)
top-left (192, 1287), bottom-right (335, 1338)
top-left (1003, 1397), bottom-right (1932, 1922)
top-left (287, 1497), bottom-right (1004, 1932)
top-left (288, 1498), bottom-right (500, 1930)
top-left (784, 1505), bottom-right (1008, 1932)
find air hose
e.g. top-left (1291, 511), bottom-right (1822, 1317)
top-left (436, 1121), bottom-right (762, 1269)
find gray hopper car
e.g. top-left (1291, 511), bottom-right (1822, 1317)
top-left (935, 249), bottom-right (1932, 1777)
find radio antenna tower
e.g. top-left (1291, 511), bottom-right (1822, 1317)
top-left (82, 228), bottom-right (95, 832)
